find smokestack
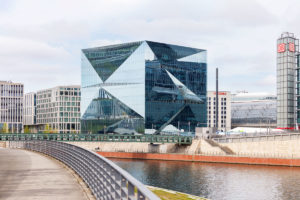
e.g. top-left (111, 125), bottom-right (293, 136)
top-left (216, 68), bottom-right (219, 130)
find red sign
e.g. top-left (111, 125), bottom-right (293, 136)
top-left (289, 43), bottom-right (295, 52)
top-left (213, 92), bottom-right (227, 95)
top-left (277, 43), bottom-right (285, 53)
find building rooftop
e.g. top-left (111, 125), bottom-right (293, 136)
top-left (232, 92), bottom-right (276, 102)
top-left (0, 80), bottom-right (23, 85)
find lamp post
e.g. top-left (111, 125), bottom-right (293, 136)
top-left (177, 121), bottom-right (180, 136)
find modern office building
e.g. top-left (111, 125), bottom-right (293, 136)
top-left (23, 92), bottom-right (37, 133)
top-left (36, 86), bottom-right (81, 133)
top-left (81, 41), bottom-right (207, 134)
top-left (231, 92), bottom-right (277, 128)
top-left (277, 32), bottom-right (299, 128)
top-left (23, 92), bottom-right (36, 125)
top-left (0, 81), bottom-right (23, 133)
top-left (207, 91), bottom-right (231, 131)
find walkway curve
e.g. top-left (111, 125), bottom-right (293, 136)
top-left (0, 148), bottom-right (89, 200)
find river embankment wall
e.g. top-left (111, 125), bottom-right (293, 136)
top-left (66, 140), bottom-right (227, 155)
top-left (67, 137), bottom-right (300, 158)
top-left (67, 137), bottom-right (300, 166)
top-left (96, 151), bottom-right (300, 167)
top-left (218, 136), bottom-right (300, 158)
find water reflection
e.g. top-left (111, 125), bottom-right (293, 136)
top-left (111, 158), bottom-right (300, 200)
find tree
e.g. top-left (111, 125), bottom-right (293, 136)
top-left (2, 123), bottom-right (8, 134)
top-left (24, 126), bottom-right (30, 134)
top-left (71, 128), bottom-right (77, 134)
top-left (44, 124), bottom-right (50, 134)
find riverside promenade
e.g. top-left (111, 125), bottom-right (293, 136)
top-left (0, 148), bottom-right (89, 200)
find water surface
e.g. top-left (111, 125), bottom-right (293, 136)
top-left (111, 158), bottom-right (300, 200)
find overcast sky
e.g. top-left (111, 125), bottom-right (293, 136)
top-left (0, 0), bottom-right (299, 94)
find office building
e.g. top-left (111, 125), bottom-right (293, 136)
top-left (231, 92), bottom-right (276, 128)
top-left (36, 86), bottom-right (81, 133)
top-left (23, 92), bottom-right (37, 133)
top-left (277, 32), bottom-right (299, 128)
top-left (81, 41), bottom-right (207, 134)
top-left (23, 92), bottom-right (36, 125)
top-left (207, 91), bottom-right (231, 131)
top-left (0, 81), bottom-right (23, 133)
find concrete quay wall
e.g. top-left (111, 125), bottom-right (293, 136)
top-left (66, 140), bottom-right (227, 155)
top-left (221, 139), bottom-right (300, 158)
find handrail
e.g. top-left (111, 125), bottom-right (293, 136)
top-left (213, 133), bottom-right (300, 143)
top-left (1, 134), bottom-right (193, 144)
top-left (9, 141), bottom-right (160, 200)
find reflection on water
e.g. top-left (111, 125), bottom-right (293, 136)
top-left (111, 158), bottom-right (300, 200)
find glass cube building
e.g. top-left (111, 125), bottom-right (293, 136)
top-left (81, 41), bottom-right (207, 134)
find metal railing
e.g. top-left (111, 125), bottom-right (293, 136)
top-left (9, 141), bottom-right (160, 200)
top-left (213, 133), bottom-right (300, 143)
top-left (1, 134), bottom-right (192, 144)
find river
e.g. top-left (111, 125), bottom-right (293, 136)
top-left (111, 158), bottom-right (300, 200)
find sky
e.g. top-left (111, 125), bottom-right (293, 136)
top-left (0, 0), bottom-right (299, 94)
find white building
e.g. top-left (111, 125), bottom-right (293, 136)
top-left (36, 85), bottom-right (81, 133)
top-left (207, 91), bottom-right (231, 131)
top-left (23, 92), bottom-right (36, 126)
top-left (0, 81), bottom-right (24, 133)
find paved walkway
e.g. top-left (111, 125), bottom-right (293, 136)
top-left (0, 148), bottom-right (89, 200)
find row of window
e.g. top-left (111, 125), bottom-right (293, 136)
top-left (208, 106), bottom-right (227, 110)
top-left (37, 102), bottom-right (80, 109)
top-left (37, 112), bottom-right (80, 118)
top-left (37, 107), bottom-right (80, 114)
top-left (37, 96), bottom-right (81, 104)
top-left (207, 101), bottom-right (227, 106)
top-left (207, 97), bottom-right (227, 101)
top-left (37, 118), bottom-right (80, 123)
top-left (37, 90), bottom-right (80, 99)
top-left (208, 115), bottom-right (227, 119)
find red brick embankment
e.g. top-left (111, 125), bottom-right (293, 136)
top-left (97, 152), bottom-right (300, 167)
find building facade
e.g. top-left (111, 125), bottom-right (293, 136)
top-left (36, 86), bottom-right (81, 133)
top-left (0, 81), bottom-right (23, 133)
top-left (207, 91), bottom-right (231, 131)
top-left (23, 92), bottom-right (36, 126)
top-left (277, 32), bottom-right (299, 128)
top-left (231, 92), bottom-right (277, 128)
top-left (81, 41), bottom-right (207, 134)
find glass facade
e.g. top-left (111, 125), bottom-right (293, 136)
top-left (232, 101), bottom-right (276, 126)
top-left (81, 41), bottom-right (207, 134)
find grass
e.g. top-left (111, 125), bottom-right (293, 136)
top-left (147, 186), bottom-right (207, 200)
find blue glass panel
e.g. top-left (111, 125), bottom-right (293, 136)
top-left (82, 42), bottom-right (142, 81)
top-left (81, 86), bottom-right (100, 118)
top-left (81, 52), bottom-right (103, 88)
top-left (81, 88), bottom-right (143, 134)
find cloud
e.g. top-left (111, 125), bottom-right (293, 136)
top-left (88, 39), bottom-right (123, 48)
top-left (256, 75), bottom-right (276, 87)
top-left (0, 36), bottom-right (70, 62)
top-left (0, 0), bottom-right (297, 94)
